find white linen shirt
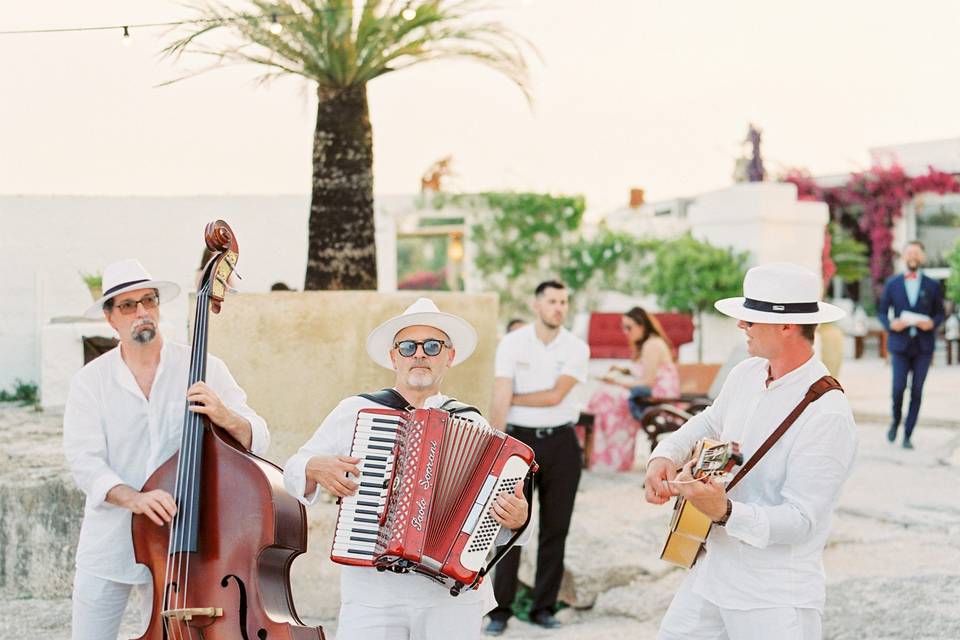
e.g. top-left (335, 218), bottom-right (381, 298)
top-left (284, 392), bottom-right (528, 612)
top-left (650, 355), bottom-right (857, 612)
top-left (63, 340), bottom-right (270, 584)
top-left (494, 324), bottom-right (590, 428)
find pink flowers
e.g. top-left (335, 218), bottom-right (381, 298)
top-left (784, 164), bottom-right (960, 297)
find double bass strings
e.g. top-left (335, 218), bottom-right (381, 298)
top-left (164, 280), bottom-right (212, 640)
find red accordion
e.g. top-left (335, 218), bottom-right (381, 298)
top-left (331, 407), bottom-right (537, 594)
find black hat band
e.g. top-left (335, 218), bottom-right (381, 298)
top-left (743, 298), bottom-right (819, 314)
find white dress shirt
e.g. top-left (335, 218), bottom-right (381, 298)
top-left (284, 392), bottom-right (528, 612)
top-left (651, 355), bottom-right (857, 612)
top-left (494, 324), bottom-right (590, 428)
top-left (63, 340), bottom-right (270, 584)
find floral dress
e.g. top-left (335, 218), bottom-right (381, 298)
top-left (586, 360), bottom-right (680, 472)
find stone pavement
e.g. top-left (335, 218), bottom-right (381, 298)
top-left (2, 352), bottom-right (959, 639)
top-left (838, 353), bottom-right (960, 431)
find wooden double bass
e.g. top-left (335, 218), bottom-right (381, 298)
top-left (132, 220), bottom-right (324, 640)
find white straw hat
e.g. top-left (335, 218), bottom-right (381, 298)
top-left (714, 262), bottom-right (845, 324)
top-left (83, 259), bottom-right (180, 318)
top-left (366, 297), bottom-right (478, 369)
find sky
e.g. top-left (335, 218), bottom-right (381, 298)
top-left (3, 0), bottom-right (960, 216)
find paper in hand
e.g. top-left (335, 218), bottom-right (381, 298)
top-left (900, 310), bottom-right (931, 326)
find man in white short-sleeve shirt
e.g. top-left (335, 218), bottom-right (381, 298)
top-left (486, 280), bottom-right (590, 635)
top-left (645, 263), bottom-right (858, 640)
top-left (63, 259), bottom-right (269, 640)
top-left (283, 297), bottom-right (530, 640)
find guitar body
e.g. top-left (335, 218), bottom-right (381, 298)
top-left (659, 438), bottom-right (742, 569)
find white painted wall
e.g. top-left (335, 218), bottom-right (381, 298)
top-left (0, 195), bottom-right (405, 394)
top-left (687, 182), bottom-right (830, 363)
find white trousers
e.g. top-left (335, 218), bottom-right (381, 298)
top-left (336, 599), bottom-right (486, 640)
top-left (658, 576), bottom-right (822, 640)
top-left (71, 570), bottom-right (152, 640)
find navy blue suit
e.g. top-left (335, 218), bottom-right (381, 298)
top-left (877, 273), bottom-right (945, 441)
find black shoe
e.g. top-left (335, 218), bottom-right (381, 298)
top-left (484, 618), bottom-right (508, 636)
top-left (902, 439), bottom-right (914, 450)
top-left (886, 425), bottom-right (897, 443)
top-left (530, 611), bottom-right (562, 629)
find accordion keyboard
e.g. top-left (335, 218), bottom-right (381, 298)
top-left (331, 412), bottom-right (403, 563)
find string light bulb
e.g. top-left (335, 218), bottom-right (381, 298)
top-left (401, 7), bottom-right (417, 20)
top-left (121, 25), bottom-right (131, 46)
top-left (269, 13), bottom-right (282, 34)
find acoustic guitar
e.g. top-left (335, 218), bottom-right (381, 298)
top-left (659, 439), bottom-right (743, 569)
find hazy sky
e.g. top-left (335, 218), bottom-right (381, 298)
top-left (4, 0), bottom-right (960, 214)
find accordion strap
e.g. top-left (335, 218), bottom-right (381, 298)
top-left (438, 398), bottom-right (482, 416)
top-left (469, 467), bottom-right (536, 591)
top-left (358, 389), bottom-right (482, 416)
top-left (359, 388), bottom-right (413, 411)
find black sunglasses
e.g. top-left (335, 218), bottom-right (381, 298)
top-left (394, 339), bottom-right (450, 357)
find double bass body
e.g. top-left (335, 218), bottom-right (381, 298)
top-left (131, 220), bottom-right (323, 640)
top-left (133, 426), bottom-right (322, 640)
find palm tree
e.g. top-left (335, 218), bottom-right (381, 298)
top-left (165, 0), bottom-right (533, 290)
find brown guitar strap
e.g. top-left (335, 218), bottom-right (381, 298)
top-left (725, 375), bottom-right (843, 493)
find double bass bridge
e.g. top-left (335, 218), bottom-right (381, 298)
top-left (162, 607), bottom-right (223, 626)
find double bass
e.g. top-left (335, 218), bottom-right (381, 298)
top-left (132, 220), bottom-right (324, 640)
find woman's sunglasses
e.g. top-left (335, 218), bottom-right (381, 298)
top-left (394, 339), bottom-right (450, 357)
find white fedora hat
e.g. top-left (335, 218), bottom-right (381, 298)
top-left (83, 259), bottom-right (181, 318)
top-left (366, 297), bottom-right (478, 370)
top-left (714, 262), bottom-right (845, 324)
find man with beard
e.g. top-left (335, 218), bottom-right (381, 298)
top-left (284, 297), bottom-right (529, 640)
top-left (485, 280), bottom-right (590, 635)
top-left (63, 259), bottom-right (269, 640)
top-left (878, 240), bottom-right (945, 449)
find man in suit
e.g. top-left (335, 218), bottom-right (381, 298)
top-left (877, 240), bottom-right (945, 449)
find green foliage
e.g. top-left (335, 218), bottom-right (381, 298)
top-left (946, 238), bottom-right (960, 303)
top-left (79, 271), bottom-right (102, 288)
top-left (164, 1), bottom-right (533, 97)
top-left (440, 192), bottom-right (586, 315)
top-left (643, 234), bottom-right (748, 315)
top-left (829, 223), bottom-right (869, 284)
top-left (0, 380), bottom-right (39, 406)
top-left (558, 228), bottom-right (657, 300)
top-left (643, 234), bottom-right (749, 360)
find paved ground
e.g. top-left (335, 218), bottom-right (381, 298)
top-left (3, 353), bottom-right (959, 639)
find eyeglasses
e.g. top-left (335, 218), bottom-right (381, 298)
top-left (394, 339), bottom-right (450, 357)
top-left (114, 294), bottom-right (159, 315)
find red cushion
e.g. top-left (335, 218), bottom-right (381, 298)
top-left (586, 311), bottom-right (694, 360)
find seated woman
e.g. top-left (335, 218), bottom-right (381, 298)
top-left (586, 307), bottom-right (679, 472)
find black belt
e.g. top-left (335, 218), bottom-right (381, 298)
top-left (506, 422), bottom-right (574, 439)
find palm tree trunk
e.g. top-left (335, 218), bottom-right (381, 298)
top-left (305, 85), bottom-right (377, 290)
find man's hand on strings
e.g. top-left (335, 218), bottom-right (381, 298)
top-left (644, 456), bottom-right (679, 505)
top-left (672, 460), bottom-right (729, 521)
top-left (129, 489), bottom-right (177, 527)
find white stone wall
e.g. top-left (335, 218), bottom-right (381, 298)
top-left (687, 182), bottom-right (830, 363)
top-left (0, 195), bottom-right (405, 394)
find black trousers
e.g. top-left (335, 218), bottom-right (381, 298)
top-left (491, 424), bottom-right (582, 620)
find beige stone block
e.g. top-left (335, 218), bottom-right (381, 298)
top-left (201, 291), bottom-right (499, 466)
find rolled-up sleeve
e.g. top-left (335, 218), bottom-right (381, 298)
top-left (208, 356), bottom-right (270, 455)
top-left (283, 399), bottom-right (355, 507)
top-left (724, 412), bottom-right (857, 548)
top-left (63, 377), bottom-right (125, 506)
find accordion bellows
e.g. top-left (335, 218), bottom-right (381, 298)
top-left (331, 407), bottom-right (537, 594)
